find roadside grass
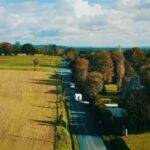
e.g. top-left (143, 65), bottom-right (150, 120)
top-left (56, 79), bottom-right (72, 150)
top-left (0, 55), bottom-right (61, 71)
top-left (122, 132), bottom-right (150, 150)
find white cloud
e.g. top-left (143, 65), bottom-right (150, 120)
top-left (0, 0), bottom-right (149, 46)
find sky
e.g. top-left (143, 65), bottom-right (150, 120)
top-left (0, 0), bottom-right (149, 47)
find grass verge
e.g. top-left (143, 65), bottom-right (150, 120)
top-left (55, 76), bottom-right (72, 150)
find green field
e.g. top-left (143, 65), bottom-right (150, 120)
top-left (0, 55), bottom-right (61, 71)
top-left (0, 56), bottom-right (61, 150)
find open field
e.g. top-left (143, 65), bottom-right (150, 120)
top-left (0, 55), bottom-right (61, 71)
top-left (122, 132), bottom-right (150, 150)
top-left (0, 56), bottom-right (61, 150)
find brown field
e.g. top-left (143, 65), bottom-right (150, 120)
top-left (0, 70), bottom-right (58, 150)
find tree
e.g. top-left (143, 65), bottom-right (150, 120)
top-left (0, 43), bottom-right (3, 55)
top-left (49, 44), bottom-right (57, 56)
top-left (56, 49), bottom-right (65, 56)
top-left (140, 67), bottom-right (150, 91)
top-left (123, 60), bottom-right (135, 83)
top-left (125, 90), bottom-right (150, 132)
top-left (75, 58), bottom-right (89, 82)
top-left (13, 41), bottom-right (21, 55)
top-left (124, 47), bottom-right (147, 72)
top-left (111, 50), bottom-right (125, 91)
top-left (90, 51), bottom-right (114, 83)
top-left (65, 48), bottom-right (78, 62)
top-left (85, 72), bottom-right (103, 99)
top-left (0, 42), bottom-right (13, 56)
top-left (33, 58), bottom-right (40, 71)
top-left (21, 43), bottom-right (37, 55)
top-left (39, 46), bottom-right (49, 55)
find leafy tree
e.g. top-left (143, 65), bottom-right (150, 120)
top-left (124, 47), bottom-right (147, 71)
top-left (123, 60), bottom-right (135, 83)
top-left (75, 58), bottom-right (89, 82)
top-left (90, 51), bottom-right (114, 83)
top-left (49, 44), bottom-right (57, 55)
top-left (85, 72), bottom-right (103, 98)
top-left (39, 46), bottom-right (49, 55)
top-left (65, 48), bottom-right (78, 62)
top-left (13, 41), bottom-right (21, 55)
top-left (140, 67), bottom-right (150, 91)
top-left (0, 43), bottom-right (3, 55)
top-left (21, 43), bottom-right (37, 55)
top-left (111, 50), bottom-right (125, 91)
top-left (125, 90), bottom-right (150, 132)
top-left (0, 42), bottom-right (13, 56)
top-left (56, 49), bottom-right (65, 56)
top-left (33, 58), bottom-right (40, 71)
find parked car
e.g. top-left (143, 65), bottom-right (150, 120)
top-left (70, 83), bottom-right (75, 88)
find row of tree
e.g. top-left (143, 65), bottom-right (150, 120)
top-left (0, 42), bottom-right (65, 56)
top-left (66, 47), bottom-right (150, 133)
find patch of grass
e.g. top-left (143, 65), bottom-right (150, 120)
top-left (99, 84), bottom-right (120, 103)
top-left (122, 132), bottom-right (150, 150)
top-left (105, 84), bottom-right (118, 92)
top-left (0, 55), bottom-right (61, 71)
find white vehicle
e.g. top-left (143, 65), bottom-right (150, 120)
top-left (75, 93), bottom-right (82, 101)
top-left (70, 83), bottom-right (75, 88)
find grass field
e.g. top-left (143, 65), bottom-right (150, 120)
top-left (0, 55), bottom-right (61, 71)
top-left (122, 132), bottom-right (150, 150)
top-left (0, 56), bottom-right (61, 150)
top-left (99, 84), bottom-right (120, 103)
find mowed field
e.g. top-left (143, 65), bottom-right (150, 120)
top-left (0, 56), bottom-right (61, 150)
top-left (0, 55), bottom-right (60, 71)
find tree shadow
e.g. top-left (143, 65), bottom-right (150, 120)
top-left (40, 64), bottom-right (57, 68)
top-left (47, 100), bottom-right (58, 104)
top-left (31, 79), bottom-right (57, 86)
top-left (45, 90), bottom-right (57, 94)
top-left (110, 137), bottom-right (131, 150)
top-left (32, 104), bottom-right (57, 109)
top-left (30, 119), bottom-right (57, 126)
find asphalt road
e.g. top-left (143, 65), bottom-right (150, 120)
top-left (60, 63), bottom-right (107, 150)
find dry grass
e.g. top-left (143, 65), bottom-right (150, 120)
top-left (0, 70), bottom-right (58, 150)
top-left (122, 132), bottom-right (150, 150)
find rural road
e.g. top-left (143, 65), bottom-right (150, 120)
top-left (59, 61), bottom-right (107, 150)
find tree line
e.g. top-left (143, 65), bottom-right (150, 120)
top-left (0, 42), bottom-right (65, 56)
top-left (66, 47), bottom-right (150, 134)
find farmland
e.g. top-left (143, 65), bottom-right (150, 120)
top-left (0, 55), bottom-right (61, 71)
top-left (0, 56), bottom-right (61, 150)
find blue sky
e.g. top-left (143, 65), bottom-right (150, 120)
top-left (0, 0), bottom-right (149, 46)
